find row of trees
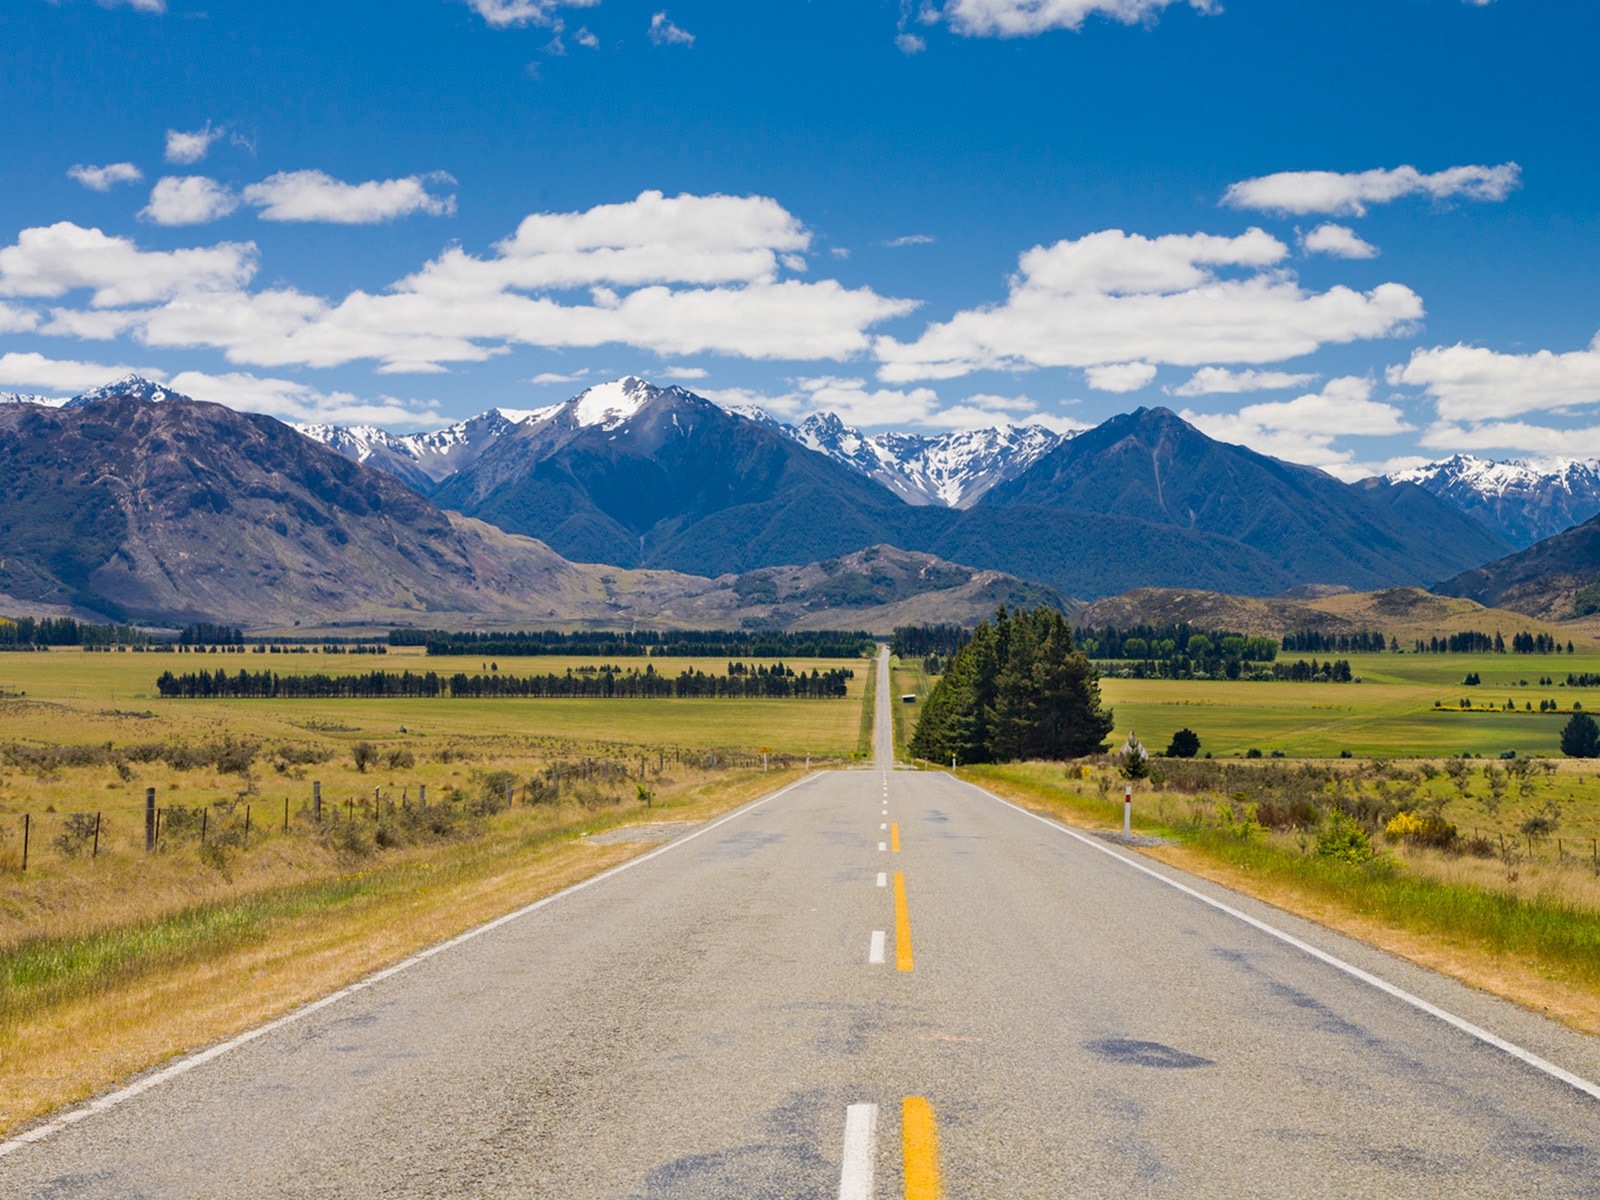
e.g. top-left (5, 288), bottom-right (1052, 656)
top-left (910, 606), bottom-right (1113, 765)
top-left (0, 615), bottom-right (154, 647)
top-left (1282, 630), bottom-right (1390, 653)
top-left (154, 664), bottom-right (855, 700)
top-left (1075, 624), bottom-right (1279, 663)
top-left (396, 628), bottom-right (876, 659)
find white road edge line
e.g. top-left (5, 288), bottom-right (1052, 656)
top-left (0, 773), bottom-right (823, 1158)
top-left (869, 931), bottom-right (887, 964)
top-left (839, 1102), bottom-right (878, 1200)
top-left (960, 776), bottom-right (1600, 1104)
top-left (877, 872), bottom-right (888, 887)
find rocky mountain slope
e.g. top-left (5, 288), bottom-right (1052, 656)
top-left (0, 384), bottom-right (1047, 631)
top-left (1434, 510), bottom-right (1600, 621)
top-left (983, 407), bottom-right (1512, 592)
top-left (1383, 454), bottom-right (1600, 548)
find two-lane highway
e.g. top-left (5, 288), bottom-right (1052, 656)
top-left (4, 646), bottom-right (1600, 1197)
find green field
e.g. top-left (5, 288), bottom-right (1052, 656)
top-left (1097, 651), bottom-right (1600, 759)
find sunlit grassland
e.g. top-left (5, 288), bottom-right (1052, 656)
top-left (890, 656), bottom-right (932, 760)
top-left (1097, 650), bottom-right (1600, 759)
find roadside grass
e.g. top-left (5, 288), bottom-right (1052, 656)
top-left (0, 763), bottom-right (801, 1134)
top-left (890, 658), bottom-right (932, 761)
top-left (857, 658), bottom-right (877, 760)
top-left (968, 761), bottom-right (1600, 1031)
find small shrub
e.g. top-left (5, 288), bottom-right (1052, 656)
top-left (52, 812), bottom-right (101, 857)
top-left (1164, 728), bottom-right (1201, 758)
top-left (351, 742), bottom-right (378, 773)
top-left (386, 747), bottom-right (416, 770)
top-left (1316, 810), bottom-right (1374, 864)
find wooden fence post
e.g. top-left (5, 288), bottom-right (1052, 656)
top-left (21, 813), bottom-right (29, 871)
top-left (145, 786), bottom-right (156, 851)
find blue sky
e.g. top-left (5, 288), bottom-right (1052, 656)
top-left (3, 0), bottom-right (1599, 478)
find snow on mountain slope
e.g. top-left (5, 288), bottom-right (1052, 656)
top-left (791, 412), bottom-right (1067, 507)
top-left (64, 375), bottom-right (192, 407)
top-left (568, 376), bottom-right (657, 430)
top-left (1384, 454), bottom-right (1600, 548)
top-left (294, 406), bottom-right (557, 491)
top-left (1, 392), bottom-right (66, 407)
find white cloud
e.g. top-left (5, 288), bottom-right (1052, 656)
top-left (0, 222), bottom-right (257, 307)
top-left (1389, 333), bottom-right (1600, 422)
top-left (661, 365), bottom-right (708, 380)
top-left (1301, 223), bottom-right (1379, 260)
top-left (67, 162), bottom-right (144, 191)
top-left (460, 0), bottom-right (598, 28)
top-left (648, 12), bottom-right (695, 46)
top-left (241, 171), bottom-right (457, 224)
top-left (1084, 361), bottom-right (1157, 392)
top-left (1170, 366), bottom-right (1317, 396)
top-left (875, 227), bottom-right (1421, 382)
top-left (1420, 419), bottom-right (1600, 457)
top-left (0, 351), bottom-right (164, 394)
top-left (0, 303), bottom-right (40, 334)
top-left (168, 370), bottom-right (446, 426)
top-left (575, 27), bottom-right (599, 47)
top-left (531, 370), bottom-right (590, 385)
top-left (99, 0), bottom-right (166, 12)
top-left (1223, 163), bottom-right (1521, 217)
top-left (1180, 377), bottom-right (1412, 473)
top-left (27, 195), bottom-right (910, 373)
top-left (938, 0), bottom-right (1216, 37)
top-left (165, 124), bottom-right (226, 165)
top-left (896, 32), bottom-right (927, 53)
top-left (882, 234), bottom-right (936, 248)
top-left (142, 176), bottom-right (240, 226)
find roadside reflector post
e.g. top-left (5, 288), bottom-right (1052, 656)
top-left (1124, 782), bottom-right (1132, 836)
top-left (145, 786), bottom-right (156, 851)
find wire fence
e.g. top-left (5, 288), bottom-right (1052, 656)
top-left (0, 746), bottom-right (823, 871)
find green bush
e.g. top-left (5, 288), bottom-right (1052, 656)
top-left (1316, 809), bottom-right (1374, 864)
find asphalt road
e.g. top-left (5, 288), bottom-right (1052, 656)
top-left (4, 646), bottom-right (1600, 1197)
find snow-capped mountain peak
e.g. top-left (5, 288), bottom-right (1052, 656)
top-left (65, 375), bottom-right (191, 408)
top-left (1383, 453), bottom-right (1600, 548)
top-left (790, 411), bottom-right (1068, 507)
top-left (568, 376), bottom-right (659, 430)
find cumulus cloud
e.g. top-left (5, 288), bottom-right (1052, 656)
top-left (169, 369), bottom-right (446, 426)
top-left (648, 12), bottom-right (695, 46)
top-left (875, 227), bottom-right (1421, 382)
top-left (241, 171), bottom-right (457, 223)
top-left (67, 162), bottom-right (144, 191)
top-left (0, 303), bottom-right (41, 334)
top-left (20, 194), bottom-right (911, 373)
top-left (1085, 361), bottom-right (1157, 393)
top-left (530, 370), bottom-right (590, 385)
top-left (460, 0), bottom-right (598, 28)
top-left (99, 0), bottom-right (166, 12)
top-left (0, 351), bottom-right (164, 394)
top-left (937, 0), bottom-right (1216, 37)
top-left (1420, 419), bottom-right (1600, 456)
top-left (661, 365), bottom-right (708, 379)
top-left (141, 176), bottom-right (240, 226)
top-left (165, 124), bottom-right (226, 165)
top-left (882, 234), bottom-right (936, 248)
top-left (1170, 366), bottom-right (1318, 396)
top-left (1301, 223), bottom-right (1379, 260)
top-left (1389, 333), bottom-right (1600, 423)
top-left (896, 33), bottom-right (927, 53)
top-left (1180, 376), bottom-right (1412, 474)
top-left (575, 27), bottom-right (599, 47)
top-left (1223, 163), bottom-right (1521, 217)
top-left (0, 222), bottom-right (257, 307)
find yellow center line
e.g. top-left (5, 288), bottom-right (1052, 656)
top-left (893, 871), bottom-right (913, 972)
top-left (902, 1095), bottom-right (942, 1200)
top-left (890, 823), bottom-right (901, 852)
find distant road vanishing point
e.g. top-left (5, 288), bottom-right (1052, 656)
top-left (3, 647), bottom-right (1600, 1197)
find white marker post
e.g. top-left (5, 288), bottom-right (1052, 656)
top-left (1124, 782), bottom-right (1132, 836)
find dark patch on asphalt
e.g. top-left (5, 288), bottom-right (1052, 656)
top-left (699, 830), bottom-right (783, 860)
top-left (1084, 1038), bottom-right (1214, 1069)
top-left (27, 1172), bottom-right (140, 1200)
top-left (629, 1091), bottom-right (836, 1200)
top-left (922, 810), bottom-right (950, 822)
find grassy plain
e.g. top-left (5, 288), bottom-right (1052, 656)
top-left (1099, 650), bottom-right (1600, 759)
top-left (0, 645), bottom-right (871, 1132)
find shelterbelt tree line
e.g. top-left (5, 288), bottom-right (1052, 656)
top-left (910, 605), bottom-right (1114, 765)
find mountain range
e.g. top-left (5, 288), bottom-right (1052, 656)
top-left (1, 372), bottom-right (1587, 631)
top-left (1382, 455), bottom-right (1600, 549)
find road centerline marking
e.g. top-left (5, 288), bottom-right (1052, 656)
top-left (890, 824), bottom-right (900, 852)
top-left (839, 1103), bottom-right (878, 1200)
top-left (869, 930), bottom-right (886, 965)
top-left (877, 871), bottom-right (887, 887)
top-left (894, 871), bottom-right (914, 972)
top-left (879, 841), bottom-right (887, 852)
top-left (902, 1096), bottom-right (942, 1199)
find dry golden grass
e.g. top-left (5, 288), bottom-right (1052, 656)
top-left (0, 765), bottom-right (798, 1135)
